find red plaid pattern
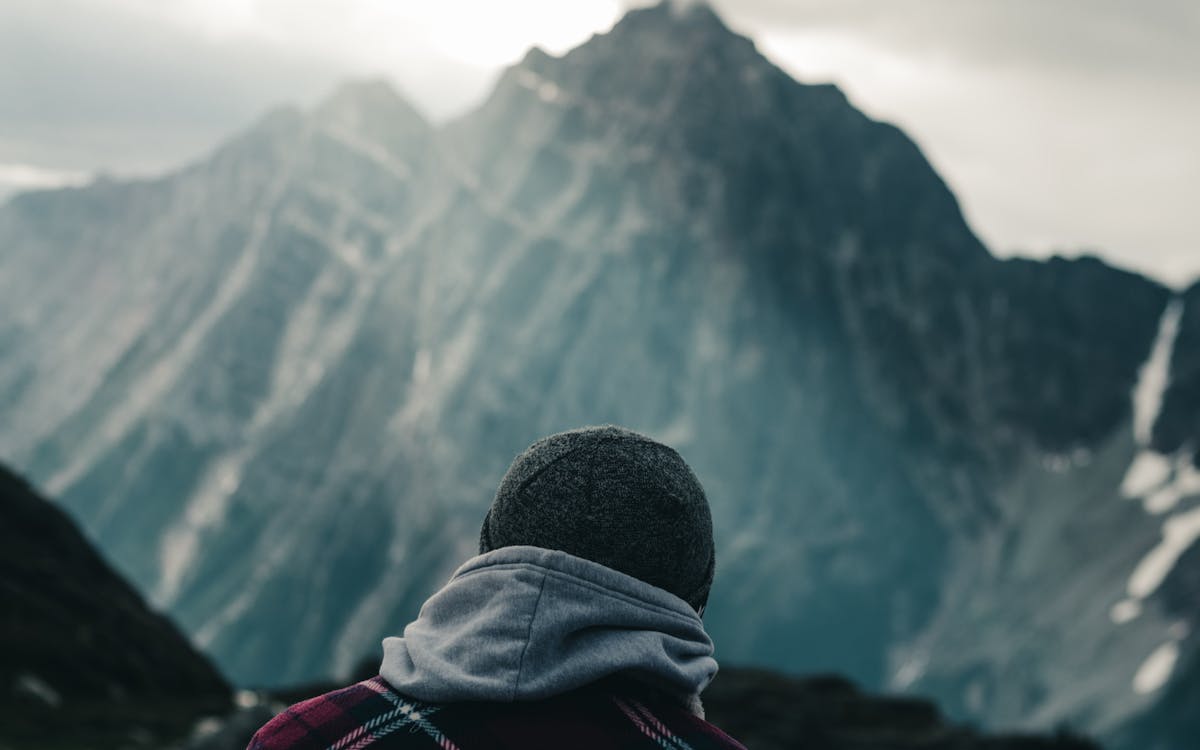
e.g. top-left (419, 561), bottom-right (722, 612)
top-left (248, 676), bottom-right (745, 750)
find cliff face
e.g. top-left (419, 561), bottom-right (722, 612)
top-left (0, 2), bottom-right (1196, 745)
top-left (0, 464), bottom-right (230, 749)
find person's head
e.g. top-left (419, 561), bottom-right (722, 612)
top-left (479, 425), bottom-right (715, 613)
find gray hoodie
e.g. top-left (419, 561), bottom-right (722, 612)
top-left (378, 545), bottom-right (718, 714)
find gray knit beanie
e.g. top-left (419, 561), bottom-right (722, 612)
top-left (479, 425), bottom-right (715, 613)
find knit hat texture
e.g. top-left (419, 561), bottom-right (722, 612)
top-left (479, 425), bottom-right (715, 612)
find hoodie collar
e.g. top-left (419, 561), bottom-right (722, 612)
top-left (379, 546), bottom-right (717, 713)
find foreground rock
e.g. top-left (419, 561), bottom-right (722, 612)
top-left (0, 465), bottom-right (231, 750)
top-left (703, 669), bottom-right (1099, 750)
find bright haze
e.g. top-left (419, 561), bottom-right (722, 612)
top-left (2, 0), bottom-right (1196, 285)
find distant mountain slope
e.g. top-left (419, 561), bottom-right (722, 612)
top-left (0, 2), bottom-right (1196, 747)
top-left (0, 463), bottom-right (231, 749)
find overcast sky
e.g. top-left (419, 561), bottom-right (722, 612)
top-left (2, 0), bottom-right (1197, 285)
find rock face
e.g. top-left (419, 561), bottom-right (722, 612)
top-left (0, 464), bottom-right (230, 749)
top-left (0, 1), bottom-right (1196, 746)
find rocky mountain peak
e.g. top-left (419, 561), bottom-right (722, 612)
top-left (486, 0), bottom-right (764, 118)
top-left (571, 0), bottom-right (761, 89)
top-left (312, 77), bottom-right (433, 157)
top-left (612, 0), bottom-right (731, 37)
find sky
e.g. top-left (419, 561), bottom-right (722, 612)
top-left (2, 0), bottom-right (1197, 285)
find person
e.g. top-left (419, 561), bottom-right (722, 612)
top-left (248, 425), bottom-right (746, 749)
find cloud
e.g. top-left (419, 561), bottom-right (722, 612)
top-left (707, 0), bottom-right (1200, 80)
top-left (0, 163), bottom-right (90, 202)
top-left (0, 0), bottom-right (345, 174)
top-left (1, 0), bottom-right (1196, 283)
top-left (0, 0), bottom-right (619, 177)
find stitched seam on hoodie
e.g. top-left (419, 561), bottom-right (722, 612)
top-left (512, 570), bottom-right (548, 700)
top-left (455, 563), bottom-right (701, 627)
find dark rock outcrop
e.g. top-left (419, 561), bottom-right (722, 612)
top-left (0, 464), bottom-right (231, 749)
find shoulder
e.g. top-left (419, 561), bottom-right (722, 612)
top-left (611, 695), bottom-right (748, 750)
top-left (246, 677), bottom-right (747, 750)
top-left (247, 677), bottom-right (405, 750)
top-left (676, 711), bottom-right (748, 750)
top-left (527, 680), bottom-right (746, 750)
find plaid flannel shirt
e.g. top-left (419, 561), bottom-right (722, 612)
top-left (248, 675), bottom-right (746, 750)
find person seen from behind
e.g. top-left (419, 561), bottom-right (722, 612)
top-left (249, 425), bottom-right (746, 749)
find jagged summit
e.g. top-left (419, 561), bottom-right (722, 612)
top-left (200, 77), bottom-right (431, 175)
top-left (563, 0), bottom-right (759, 78)
top-left (314, 78), bottom-right (428, 129)
top-left (490, 0), bottom-right (762, 107)
top-left (506, 2), bottom-right (736, 85)
top-left (312, 77), bottom-right (433, 158)
top-left (516, 45), bottom-right (557, 74)
top-left (453, 0), bottom-right (984, 274)
top-left (617, 0), bottom-right (730, 32)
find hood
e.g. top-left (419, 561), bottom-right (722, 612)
top-left (379, 546), bottom-right (718, 710)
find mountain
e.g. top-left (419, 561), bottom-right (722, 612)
top-left (0, 463), bottom-right (230, 749)
top-left (0, 1), bottom-right (1197, 746)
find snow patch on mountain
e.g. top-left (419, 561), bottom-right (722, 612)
top-left (1133, 639), bottom-right (1181, 694)
top-left (1111, 298), bottom-right (1200, 628)
top-left (1130, 299), bottom-right (1182, 447)
top-left (1127, 505), bottom-right (1200, 600)
top-left (1110, 599), bottom-right (1142, 625)
top-left (1120, 451), bottom-right (1172, 498)
top-left (157, 453), bottom-right (245, 605)
top-left (1143, 455), bottom-right (1200, 515)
